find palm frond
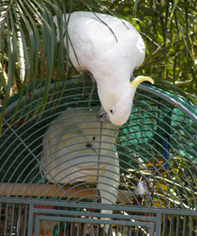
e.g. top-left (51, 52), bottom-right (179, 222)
top-left (0, 0), bottom-right (197, 134)
top-left (0, 0), bottom-right (66, 131)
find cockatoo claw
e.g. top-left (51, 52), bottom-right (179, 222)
top-left (99, 106), bottom-right (110, 123)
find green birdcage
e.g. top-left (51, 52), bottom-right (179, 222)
top-left (0, 78), bottom-right (197, 236)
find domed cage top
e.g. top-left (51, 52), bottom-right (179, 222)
top-left (0, 78), bottom-right (197, 236)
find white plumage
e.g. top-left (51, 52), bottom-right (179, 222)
top-left (41, 107), bottom-right (119, 234)
top-left (54, 12), bottom-right (154, 126)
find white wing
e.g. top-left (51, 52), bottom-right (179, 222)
top-left (54, 12), bottom-right (145, 81)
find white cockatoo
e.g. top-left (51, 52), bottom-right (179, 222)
top-left (53, 12), bottom-right (154, 126)
top-left (41, 107), bottom-right (119, 234)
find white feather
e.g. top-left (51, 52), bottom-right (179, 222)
top-left (134, 181), bottom-right (148, 196)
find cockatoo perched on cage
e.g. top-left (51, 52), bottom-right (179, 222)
top-left (41, 107), bottom-right (119, 234)
top-left (53, 12), bottom-right (154, 126)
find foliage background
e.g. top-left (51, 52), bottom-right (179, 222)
top-left (0, 0), bottom-right (197, 132)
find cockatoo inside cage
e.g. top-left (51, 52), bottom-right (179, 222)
top-left (41, 107), bottom-right (120, 234)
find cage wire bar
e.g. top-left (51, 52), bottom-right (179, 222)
top-left (0, 78), bottom-right (197, 236)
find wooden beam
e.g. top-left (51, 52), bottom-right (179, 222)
top-left (0, 183), bottom-right (133, 204)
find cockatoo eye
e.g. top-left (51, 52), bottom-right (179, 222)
top-left (110, 107), bottom-right (115, 115)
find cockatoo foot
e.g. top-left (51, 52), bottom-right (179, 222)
top-left (85, 71), bottom-right (96, 83)
top-left (99, 106), bottom-right (110, 123)
top-left (81, 71), bottom-right (97, 106)
top-left (84, 71), bottom-right (96, 106)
